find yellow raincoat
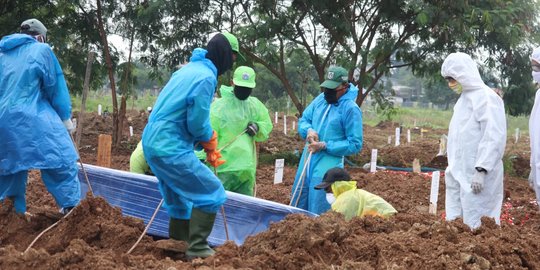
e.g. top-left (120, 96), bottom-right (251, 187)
top-left (331, 181), bottom-right (397, 221)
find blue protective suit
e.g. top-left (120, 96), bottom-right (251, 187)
top-left (290, 83), bottom-right (363, 214)
top-left (142, 48), bottom-right (226, 219)
top-left (0, 34), bottom-right (80, 212)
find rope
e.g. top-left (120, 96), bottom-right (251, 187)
top-left (126, 199), bottom-right (164, 254)
top-left (213, 167), bottom-right (230, 241)
top-left (70, 133), bottom-right (94, 196)
top-left (289, 150), bottom-right (313, 207)
top-left (24, 207), bottom-right (75, 254)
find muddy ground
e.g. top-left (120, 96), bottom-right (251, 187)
top-left (1, 111), bottom-right (538, 269)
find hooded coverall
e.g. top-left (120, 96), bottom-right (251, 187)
top-left (441, 52), bottom-right (507, 229)
top-left (142, 48), bottom-right (226, 220)
top-left (330, 181), bottom-right (397, 221)
top-left (529, 47), bottom-right (540, 208)
top-left (0, 34), bottom-right (80, 213)
top-left (210, 85), bottom-right (272, 196)
top-left (291, 83), bottom-right (363, 214)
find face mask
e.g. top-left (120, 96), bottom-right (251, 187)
top-left (448, 81), bottom-right (463, 94)
top-left (323, 87), bottom-right (338, 104)
top-left (234, 86), bottom-right (252, 100)
top-left (532, 71), bottom-right (540, 84)
top-left (326, 193), bottom-right (336, 204)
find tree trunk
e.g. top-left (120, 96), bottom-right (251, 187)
top-left (117, 20), bottom-right (136, 145)
top-left (75, 51), bottom-right (95, 148)
top-left (96, 0), bottom-right (120, 146)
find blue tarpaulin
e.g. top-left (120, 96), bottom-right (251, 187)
top-left (78, 164), bottom-right (317, 246)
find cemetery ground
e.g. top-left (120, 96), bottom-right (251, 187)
top-left (0, 110), bottom-right (538, 269)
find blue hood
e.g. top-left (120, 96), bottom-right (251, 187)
top-left (341, 83), bottom-right (359, 101)
top-left (0, 34), bottom-right (36, 52)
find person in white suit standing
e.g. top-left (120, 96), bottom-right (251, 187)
top-left (441, 52), bottom-right (507, 229)
top-left (528, 47), bottom-right (540, 209)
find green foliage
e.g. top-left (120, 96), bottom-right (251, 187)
top-left (258, 151), bottom-right (300, 166)
top-left (502, 46), bottom-right (537, 116)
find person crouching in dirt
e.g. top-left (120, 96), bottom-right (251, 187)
top-left (208, 66), bottom-right (272, 196)
top-left (0, 19), bottom-right (81, 216)
top-left (314, 168), bottom-right (396, 220)
top-left (142, 32), bottom-right (241, 259)
top-left (290, 66), bottom-right (363, 214)
top-left (130, 141), bottom-right (153, 175)
top-left (441, 52), bottom-right (506, 229)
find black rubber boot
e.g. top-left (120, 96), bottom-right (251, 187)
top-left (186, 208), bottom-right (216, 259)
top-left (169, 217), bottom-right (190, 241)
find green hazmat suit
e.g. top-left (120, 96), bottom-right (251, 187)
top-left (331, 181), bottom-right (397, 221)
top-left (130, 141), bottom-right (152, 175)
top-left (210, 85), bottom-right (273, 195)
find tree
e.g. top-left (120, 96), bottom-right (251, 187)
top-left (214, 0), bottom-right (539, 114)
top-left (502, 46), bottom-right (537, 116)
top-left (0, 0), bottom-right (107, 95)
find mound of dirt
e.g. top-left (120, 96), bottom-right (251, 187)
top-left (205, 211), bottom-right (540, 269)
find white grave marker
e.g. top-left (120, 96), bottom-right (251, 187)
top-left (429, 171), bottom-right (441, 214)
top-left (515, 128), bottom-right (520, 143)
top-left (273, 159), bottom-right (285, 184)
top-left (129, 126), bottom-right (134, 137)
top-left (275, 112), bottom-right (278, 124)
top-left (284, 115), bottom-right (287, 135)
top-left (388, 136), bottom-right (392, 144)
top-left (292, 121), bottom-right (296, 131)
top-left (370, 149), bottom-right (378, 173)
top-left (407, 129), bottom-right (411, 143)
top-left (395, 127), bottom-right (401, 146)
top-left (98, 104), bottom-right (102, 116)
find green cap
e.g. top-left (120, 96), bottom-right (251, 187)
top-left (222, 32), bottom-right (246, 61)
top-left (320, 66), bottom-right (349, 89)
top-left (233, 66), bottom-right (256, 88)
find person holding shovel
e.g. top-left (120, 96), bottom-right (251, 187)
top-left (209, 66), bottom-right (272, 196)
top-left (142, 32), bottom-right (241, 258)
top-left (315, 167), bottom-right (397, 220)
top-left (290, 66), bottom-right (363, 214)
top-left (0, 19), bottom-right (80, 215)
top-left (441, 52), bottom-right (506, 229)
top-left (528, 46), bottom-right (540, 209)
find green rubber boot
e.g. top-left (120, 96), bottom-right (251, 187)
top-left (186, 208), bottom-right (217, 259)
top-left (169, 218), bottom-right (190, 241)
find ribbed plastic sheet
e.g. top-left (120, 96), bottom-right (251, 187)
top-left (78, 164), bottom-right (317, 246)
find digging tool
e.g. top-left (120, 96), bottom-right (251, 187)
top-left (289, 150), bottom-right (313, 207)
top-left (126, 199), bottom-right (164, 254)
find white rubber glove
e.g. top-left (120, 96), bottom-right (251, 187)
top-left (308, 141), bottom-right (326, 153)
top-left (63, 119), bottom-right (75, 134)
top-left (471, 171), bottom-right (486, 194)
top-left (306, 129), bottom-right (319, 143)
top-left (528, 170), bottom-right (535, 188)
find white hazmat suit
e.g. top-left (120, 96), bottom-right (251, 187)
top-left (529, 47), bottom-right (540, 208)
top-left (441, 52), bottom-right (507, 229)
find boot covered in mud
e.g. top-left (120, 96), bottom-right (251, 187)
top-left (169, 217), bottom-right (190, 241)
top-left (155, 218), bottom-right (190, 252)
top-left (186, 208), bottom-right (217, 259)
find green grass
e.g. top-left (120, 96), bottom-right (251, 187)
top-left (71, 92), bottom-right (157, 112)
top-left (362, 105), bottom-right (530, 134)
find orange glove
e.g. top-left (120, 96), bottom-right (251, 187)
top-left (206, 149), bottom-right (226, 168)
top-left (201, 131), bottom-right (218, 152)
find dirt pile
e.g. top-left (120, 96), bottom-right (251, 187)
top-left (207, 212), bottom-right (540, 269)
top-left (0, 195), bottom-right (193, 270)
